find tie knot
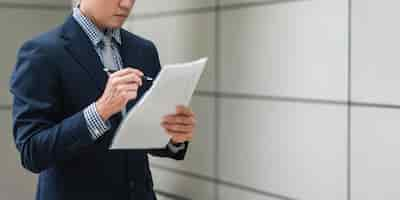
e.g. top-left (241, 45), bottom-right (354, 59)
top-left (102, 35), bottom-right (112, 47)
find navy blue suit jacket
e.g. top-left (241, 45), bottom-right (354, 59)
top-left (10, 15), bottom-right (188, 200)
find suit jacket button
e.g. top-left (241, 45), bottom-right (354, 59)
top-left (129, 180), bottom-right (135, 189)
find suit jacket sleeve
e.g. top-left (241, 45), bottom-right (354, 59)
top-left (145, 41), bottom-right (189, 160)
top-left (10, 39), bottom-right (95, 173)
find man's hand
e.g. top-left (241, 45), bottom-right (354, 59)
top-left (96, 68), bottom-right (143, 121)
top-left (162, 105), bottom-right (196, 144)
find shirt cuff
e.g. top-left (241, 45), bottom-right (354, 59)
top-left (167, 141), bottom-right (186, 154)
top-left (83, 103), bottom-right (111, 140)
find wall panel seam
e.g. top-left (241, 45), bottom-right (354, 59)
top-left (128, 0), bottom-right (307, 21)
top-left (0, 2), bottom-right (70, 11)
top-left (151, 164), bottom-right (297, 200)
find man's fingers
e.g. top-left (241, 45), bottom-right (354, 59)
top-left (115, 84), bottom-right (139, 93)
top-left (129, 68), bottom-right (144, 77)
top-left (164, 128), bottom-right (193, 138)
top-left (163, 116), bottom-right (196, 125)
top-left (175, 105), bottom-right (195, 116)
top-left (110, 68), bottom-right (143, 77)
top-left (162, 123), bottom-right (194, 142)
top-left (111, 73), bottom-right (142, 86)
top-left (162, 122), bottom-right (194, 133)
top-left (109, 68), bottom-right (134, 77)
top-left (98, 68), bottom-right (144, 119)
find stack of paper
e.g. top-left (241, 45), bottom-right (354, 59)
top-left (110, 58), bottom-right (208, 149)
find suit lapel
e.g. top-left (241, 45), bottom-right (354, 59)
top-left (119, 30), bottom-right (144, 111)
top-left (61, 16), bottom-right (108, 94)
top-left (119, 30), bottom-right (144, 72)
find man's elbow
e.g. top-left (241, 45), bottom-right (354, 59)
top-left (19, 143), bottom-right (46, 174)
top-left (21, 162), bottom-right (43, 174)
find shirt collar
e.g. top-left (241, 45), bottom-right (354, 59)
top-left (72, 7), bottom-right (122, 46)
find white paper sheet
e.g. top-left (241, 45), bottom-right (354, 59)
top-left (110, 58), bottom-right (208, 149)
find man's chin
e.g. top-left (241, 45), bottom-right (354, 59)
top-left (108, 22), bottom-right (124, 29)
top-left (108, 19), bottom-right (126, 29)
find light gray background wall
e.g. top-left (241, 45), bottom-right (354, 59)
top-left (130, 0), bottom-right (400, 200)
top-left (0, 0), bottom-right (398, 200)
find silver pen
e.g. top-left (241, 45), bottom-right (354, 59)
top-left (103, 68), bottom-right (154, 81)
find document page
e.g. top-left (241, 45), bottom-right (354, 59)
top-left (110, 58), bottom-right (208, 149)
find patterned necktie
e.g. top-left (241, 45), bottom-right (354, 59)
top-left (102, 33), bottom-right (127, 117)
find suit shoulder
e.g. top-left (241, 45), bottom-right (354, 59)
top-left (20, 25), bottom-right (64, 53)
top-left (15, 25), bottom-right (65, 74)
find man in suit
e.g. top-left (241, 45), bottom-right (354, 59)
top-left (9, 0), bottom-right (196, 199)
